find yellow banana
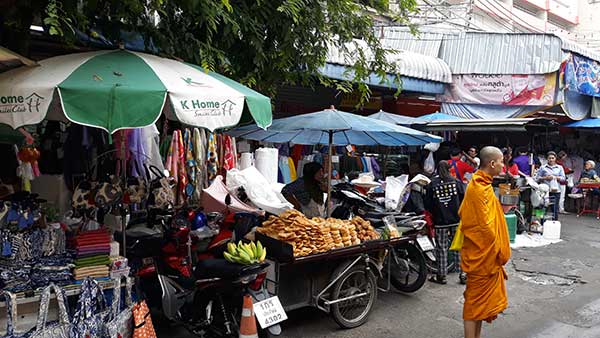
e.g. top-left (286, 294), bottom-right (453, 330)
top-left (227, 242), bottom-right (237, 255)
top-left (223, 252), bottom-right (235, 263)
top-left (240, 243), bottom-right (254, 259)
top-left (250, 242), bottom-right (257, 258)
top-left (259, 247), bottom-right (267, 262)
top-left (237, 249), bottom-right (252, 263)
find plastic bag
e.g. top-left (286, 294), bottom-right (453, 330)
top-left (449, 222), bottom-right (464, 251)
top-left (423, 152), bottom-right (435, 175)
top-left (385, 175), bottom-right (409, 210)
top-left (424, 142), bottom-right (440, 152)
top-left (226, 167), bottom-right (293, 215)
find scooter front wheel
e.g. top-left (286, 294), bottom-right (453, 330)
top-left (389, 242), bottom-right (427, 293)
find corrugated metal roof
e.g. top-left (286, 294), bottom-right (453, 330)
top-left (376, 27), bottom-right (600, 73)
top-left (439, 32), bottom-right (564, 74)
top-left (557, 35), bottom-right (600, 62)
top-left (379, 27), bottom-right (445, 57)
top-left (326, 40), bottom-right (452, 83)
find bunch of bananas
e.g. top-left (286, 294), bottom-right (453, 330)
top-left (223, 241), bottom-right (267, 265)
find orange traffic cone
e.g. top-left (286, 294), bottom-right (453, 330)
top-left (239, 294), bottom-right (258, 338)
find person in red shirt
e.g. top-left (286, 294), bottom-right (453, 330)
top-left (448, 148), bottom-right (475, 183)
top-left (501, 148), bottom-right (519, 178)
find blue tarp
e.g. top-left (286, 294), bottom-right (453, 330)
top-left (564, 118), bottom-right (600, 128)
top-left (319, 63), bottom-right (446, 95)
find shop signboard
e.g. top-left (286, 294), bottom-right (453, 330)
top-left (564, 54), bottom-right (600, 98)
top-left (439, 74), bottom-right (557, 106)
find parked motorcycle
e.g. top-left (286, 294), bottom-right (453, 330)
top-left (330, 183), bottom-right (428, 293)
top-left (121, 207), bottom-right (282, 337)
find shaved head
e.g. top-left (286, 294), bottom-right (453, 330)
top-left (479, 146), bottom-right (504, 176)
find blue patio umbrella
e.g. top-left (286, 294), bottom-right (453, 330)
top-left (227, 108), bottom-right (441, 213)
top-left (417, 112), bottom-right (463, 122)
top-left (564, 118), bottom-right (600, 128)
top-left (367, 110), bottom-right (426, 126)
top-left (228, 109), bottom-right (440, 146)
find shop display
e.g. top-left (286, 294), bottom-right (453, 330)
top-left (29, 283), bottom-right (73, 338)
top-left (72, 226), bottom-right (111, 281)
top-left (256, 210), bottom-right (380, 257)
top-left (223, 241), bottom-right (267, 265)
top-left (106, 276), bottom-right (134, 338)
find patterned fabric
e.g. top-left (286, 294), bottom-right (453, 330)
top-left (206, 133), bottom-right (219, 185)
top-left (1, 291), bottom-right (27, 338)
top-left (132, 301), bottom-right (156, 338)
top-left (70, 278), bottom-right (109, 338)
top-left (434, 226), bottom-right (462, 277)
top-left (106, 277), bottom-right (134, 338)
top-left (30, 284), bottom-right (72, 338)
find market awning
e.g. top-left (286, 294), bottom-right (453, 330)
top-left (564, 117), bottom-right (600, 128)
top-left (423, 118), bottom-right (559, 132)
top-left (0, 46), bottom-right (36, 72)
top-left (323, 39), bottom-right (451, 94)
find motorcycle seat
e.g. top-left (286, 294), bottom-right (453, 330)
top-left (194, 259), bottom-right (268, 280)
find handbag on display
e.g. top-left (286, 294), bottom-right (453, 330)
top-left (132, 300), bottom-right (157, 338)
top-left (147, 165), bottom-right (174, 209)
top-left (106, 276), bottom-right (134, 338)
top-left (29, 283), bottom-right (73, 338)
top-left (1, 291), bottom-right (27, 338)
top-left (70, 278), bottom-right (110, 338)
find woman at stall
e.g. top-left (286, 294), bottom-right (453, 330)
top-left (501, 147), bottom-right (520, 178)
top-left (281, 162), bottom-right (327, 218)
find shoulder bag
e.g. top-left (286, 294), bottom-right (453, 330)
top-left (29, 283), bottom-right (73, 338)
top-left (106, 276), bottom-right (134, 338)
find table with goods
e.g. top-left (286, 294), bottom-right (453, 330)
top-left (254, 209), bottom-right (427, 329)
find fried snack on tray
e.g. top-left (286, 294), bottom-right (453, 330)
top-left (256, 210), bottom-right (381, 257)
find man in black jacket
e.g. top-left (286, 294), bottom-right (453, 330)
top-left (425, 161), bottom-right (466, 284)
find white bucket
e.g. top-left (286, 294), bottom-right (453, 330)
top-left (543, 220), bottom-right (561, 240)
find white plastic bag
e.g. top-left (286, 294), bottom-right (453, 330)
top-left (385, 175), bottom-right (409, 210)
top-left (423, 152), bottom-right (435, 175)
top-left (226, 167), bottom-right (293, 215)
top-left (424, 143), bottom-right (440, 152)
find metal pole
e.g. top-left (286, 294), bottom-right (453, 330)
top-left (327, 130), bottom-right (333, 216)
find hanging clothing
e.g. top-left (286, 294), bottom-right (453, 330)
top-left (193, 128), bottom-right (207, 198)
top-left (141, 125), bottom-right (164, 173)
top-left (128, 128), bottom-right (146, 177)
top-left (176, 130), bottom-right (187, 204)
top-left (279, 157), bottom-right (292, 184)
top-left (288, 157), bottom-right (297, 181)
top-left (207, 133), bottom-right (219, 185)
top-left (223, 135), bottom-right (236, 171)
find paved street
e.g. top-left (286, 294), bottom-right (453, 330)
top-left (160, 214), bottom-right (600, 338)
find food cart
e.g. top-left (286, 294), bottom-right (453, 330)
top-left (257, 216), bottom-right (427, 329)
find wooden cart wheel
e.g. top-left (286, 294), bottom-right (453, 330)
top-left (330, 263), bottom-right (378, 329)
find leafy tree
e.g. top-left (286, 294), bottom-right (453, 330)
top-left (0, 0), bottom-right (418, 104)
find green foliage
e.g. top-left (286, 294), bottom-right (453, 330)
top-left (2, 0), bottom-right (418, 107)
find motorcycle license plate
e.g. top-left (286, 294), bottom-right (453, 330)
top-left (253, 296), bottom-right (288, 329)
top-left (416, 236), bottom-right (435, 252)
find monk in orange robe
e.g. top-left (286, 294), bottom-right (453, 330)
top-left (459, 146), bottom-right (511, 338)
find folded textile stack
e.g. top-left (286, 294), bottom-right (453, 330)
top-left (73, 228), bottom-right (111, 281)
top-left (0, 265), bottom-right (31, 292)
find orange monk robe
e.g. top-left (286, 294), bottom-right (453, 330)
top-left (459, 170), bottom-right (511, 323)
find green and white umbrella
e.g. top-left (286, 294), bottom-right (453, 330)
top-left (0, 49), bottom-right (272, 133)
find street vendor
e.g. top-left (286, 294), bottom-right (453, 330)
top-left (580, 160), bottom-right (599, 182)
top-left (282, 162), bottom-right (327, 218)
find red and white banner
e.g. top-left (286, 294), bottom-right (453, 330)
top-left (439, 74), bottom-right (557, 106)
